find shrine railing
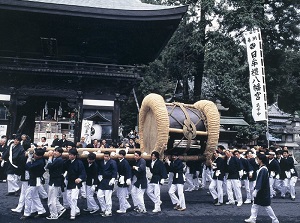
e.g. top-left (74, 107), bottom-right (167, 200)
top-left (0, 56), bottom-right (142, 79)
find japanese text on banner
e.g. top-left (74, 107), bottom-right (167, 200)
top-left (244, 29), bottom-right (267, 121)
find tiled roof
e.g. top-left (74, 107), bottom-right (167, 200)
top-left (25, 0), bottom-right (179, 10)
top-left (269, 118), bottom-right (290, 123)
top-left (268, 102), bottom-right (292, 118)
top-left (220, 116), bottom-right (249, 126)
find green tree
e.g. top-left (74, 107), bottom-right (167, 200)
top-left (123, 0), bottom-right (300, 144)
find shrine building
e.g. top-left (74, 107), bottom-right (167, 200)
top-left (0, 0), bottom-right (187, 144)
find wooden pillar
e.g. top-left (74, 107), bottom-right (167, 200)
top-left (74, 91), bottom-right (83, 143)
top-left (111, 93), bottom-right (120, 143)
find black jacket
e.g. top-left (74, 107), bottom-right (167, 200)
top-left (26, 157), bottom-right (46, 186)
top-left (98, 159), bottom-right (118, 190)
top-left (149, 159), bottom-right (167, 184)
top-left (133, 158), bottom-right (147, 189)
top-left (64, 158), bottom-right (86, 189)
top-left (47, 156), bottom-right (64, 187)
top-left (85, 161), bottom-right (99, 186)
top-left (117, 158), bottom-right (132, 188)
top-left (225, 156), bottom-right (242, 179)
top-left (2, 142), bottom-right (25, 176)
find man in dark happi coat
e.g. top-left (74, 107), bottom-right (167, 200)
top-left (116, 149), bottom-right (132, 213)
top-left (146, 151), bottom-right (167, 212)
top-left (131, 151), bottom-right (148, 213)
top-left (46, 147), bottom-right (66, 219)
top-left (166, 152), bottom-right (186, 211)
top-left (245, 154), bottom-right (279, 223)
top-left (97, 151), bottom-right (117, 217)
top-left (64, 148), bottom-right (86, 220)
top-left (21, 148), bottom-right (46, 219)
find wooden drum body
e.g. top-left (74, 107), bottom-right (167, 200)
top-left (139, 93), bottom-right (220, 164)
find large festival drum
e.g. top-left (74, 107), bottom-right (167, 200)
top-left (139, 93), bottom-right (220, 164)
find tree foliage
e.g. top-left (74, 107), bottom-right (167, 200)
top-left (121, 0), bottom-right (300, 143)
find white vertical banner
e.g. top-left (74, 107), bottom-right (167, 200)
top-left (0, 125), bottom-right (7, 136)
top-left (81, 120), bottom-right (93, 144)
top-left (243, 29), bottom-right (267, 121)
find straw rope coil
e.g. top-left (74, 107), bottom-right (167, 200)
top-left (193, 100), bottom-right (220, 165)
top-left (139, 93), bottom-right (169, 157)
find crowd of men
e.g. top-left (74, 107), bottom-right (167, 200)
top-left (0, 133), bottom-right (298, 222)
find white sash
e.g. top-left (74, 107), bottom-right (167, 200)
top-left (9, 143), bottom-right (18, 169)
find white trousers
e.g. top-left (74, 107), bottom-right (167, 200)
top-left (62, 190), bottom-right (69, 208)
top-left (242, 179), bottom-right (251, 200)
top-left (168, 172), bottom-right (174, 189)
top-left (193, 171), bottom-right (200, 189)
top-left (281, 178), bottom-right (289, 196)
top-left (80, 182), bottom-right (86, 198)
top-left (62, 179), bottom-right (69, 208)
top-left (38, 185), bottom-right (48, 199)
top-left (86, 185), bottom-right (99, 211)
top-left (209, 179), bottom-right (223, 203)
top-left (147, 183), bottom-right (161, 209)
top-left (97, 189), bottom-right (113, 213)
top-left (117, 187), bottom-right (131, 211)
top-left (269, 178), bottom-right (276, 197)
top-left (223, 177), bottom-right (227, 195)
top-left (249, 181), bottom-right (256, 200)
top-left (48, 185), bottom-right (64, 218)
top-left (274, 179), bottom-right (283, 192)
top-left (67, 188), bottom-right (80, 217)
top-left (202, 165), bottom-right (212, 188)
top-left (24, 186), bottom-right (46, 216)
top-left (131, 186), bottom-right (146, 211)
top-left (168, 184), bottom-right (186, 209)
top-left (7, 174), bottom-right (20, 193)
top-left (14, 181), bottom-right (29, 212)
top-left (249, 204), bottom-right (279, 223)
top-left (226, 179), bottom-right (242, 203)
top-left (185, 167), bottom-right (194, 189)
top-left (289, 176), bottom-right (298, 199)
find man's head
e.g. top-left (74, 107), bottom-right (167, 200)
top-left (282, 150), bottom-right (289, 158)
top-left (256, 153), bottom-right (267, 166)
top-left (233, 150), bottom-right (240, 158)
top-left (276, 150), bottom-right (282, 159)
top-left (171, 152), bottom-right (179, 160)
top-left (268, 151), bottom-right (275, 159)
top-left (118, 149), bottom-right (126, 159)
top-left (225, 149), bottom-right (232, 158)
top-left (245, 150), bottom-right (253, 159)
top-left (34, 148), bottom-right (45, 159)
top-left (68, 148), bottom-right (78, 160)
top-left (217, 145), bottom-right (225, 153)
top-left (66, 142), bottom-right (76, 151)
top-left (41, 137), bottom-right (46, 143)
top-left (54, 147), bottom-right (64, 158)
top-left (21, 134), bottom-right (27, 141)
top-left (104, 151), bottom-right (111, 161)
top-left (213, 150), bottom-right (220, 158)
top-left (14, 135), bottom-right (22, 145)
top-left (151, 151), bottom-right (159, 161)
top-left (87, 152), bottom-right (96, 164)
top-left (80, 136), bottom-right (85, 142)
top-left (0, 137), bottom-right (6, 146)
top-left (134, 151), bottom-right (142, 161)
